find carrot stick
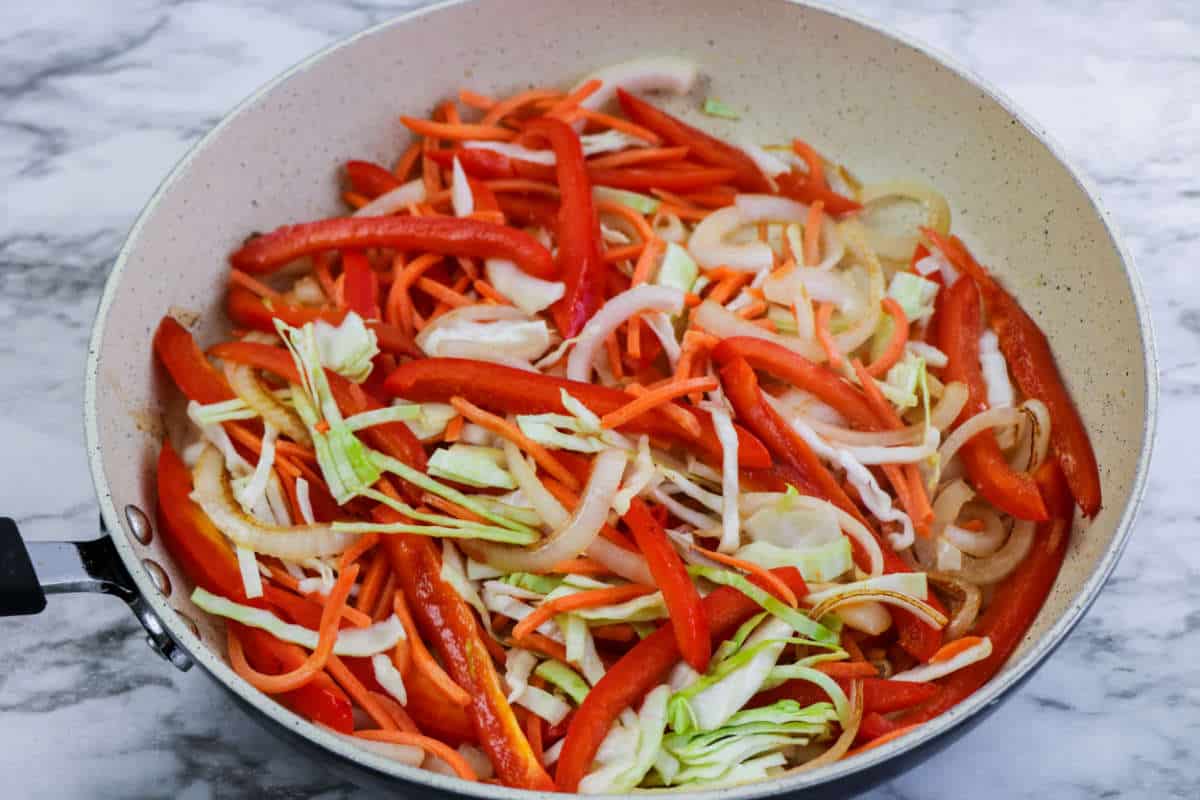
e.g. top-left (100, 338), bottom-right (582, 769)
top-left (814, 661), bottom-right (879, 678)
top-left (367, 689), bottom-right (420, 733)
top-left (572, 107), bottom-right (662, 144)
top-left (448, 396), bottom-right (582, 491)
top-left (355, 730), bottom-right (479, 780)
top-left (415, 276), bottom-right (472, 308)
top-left (338, 533), bottom-right (379, 571)
top-left (929, 635), bottom-right (986, 663)
top-left (735, 300), bottom-right (768, 320)
top-left (393, 590), bottom-right (472, 706)
top-left (354, 551), bottom-right (390, 613)
top-left (588, 146), bottom-right (689, 170)
top-left (400, 116), bottom-right (516, 141)
top-left (594, 199), bottom-right (657, 242)
top-left (545, 78), bottom-right (602, 118)
top-left (458, 88), bottom-right (496, 110)
top-left (480, 88), bottom-right (563, 126)
top-left (621, 384), bottom-right (703, 439)
top-left (517, 632), bottom-right (570, 663)
top-left (512, 585), bottom-right (656, 642)
top-left (601, 377), bottom-right (717, 430)
top-left (442, 414), bottom-right (464, 442)
top-left (604, 332), bottom-right (625, 380)
top-left (230, 269), bottom-right (282, 300)
top-left (688, 543), bottom-right (799, 607)
top-left (547, 557), bottom-right (612, 576)
top-left (473, 279), bottom-right (511, 305)
top-left (326, 654), bottom-right (399, 730)
top-left (804, 199), bottom-right (825, 267)
top-left (603, 243), bottom-right (645, 264)
top-left (864, 297), bottom-right (909, 378)
top-left (393, 253), bottom-right (443, 332)
top-left (658, 203), bottom-right (711, 222)
top-left (393, 142), bottom-right (422, 181)
top-left (815, 302), bottom-right (842, 368)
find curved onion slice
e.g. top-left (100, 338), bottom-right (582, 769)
top-left (930, 381), bottom-right (969, 432)
top-left (1008, 399), bottom-right (1052, 473)
top-left (503, 440), bottom-right (570, 528)
top-left (688, 206), bottom-right (775, 271)
top-left (734, 194), bottom-right (808, 223)
top-left (574, 56), bottom-right (698, 116)
top-left (836, 601), bottom-right (892, 635)
top-left (694, 300), bottom-right (825, 362)
top-left (339, 734), bottom-right (423, 766)
top-left (891, 637), bottom-right (993, 683)
top-left (809, 588), bottom-right (948, 630)
top-left (938, 406), bottom-right (1023, 468)
top-left (956, 519), bottom-right (1036, 584)
top-left (943, 506), bottom-right (1007, 557)
top-left (224, 362), bottom-right (311, 446)
top-left (652, 211), bottom-right (687, 243)
top-left (789, 680), bottom-right (863, 772)
top-left (485, 258), bottom-right (565, 315)
top-left (464, 448), bottom-right (627, 572)
top-left (416, 303), bottom-right (552, 364)
top-left (929, 572), bottom-right (983, 642)
top-left (737, 141), bottom-right (791, 179)
top-left (190, 446), bottom-right (355, 559)
top-left (932, 479), bottom-right (975, 533)
top-left (831, 220), bottom-right (885, 356)
top-left (451, 157), bottom-right (474, 217)
top-left (566, 285), bottom-right (683, 382)
top-left (764, 265), bottom-right (859, 310)
top-left (585, 536), bottom-right (654, 586)
top-left (352, 178), bottom-right (426, 218)
top-left (859, 180), bottom-right (952, 261)
top-left (805, 417), bottom-right (923, 448)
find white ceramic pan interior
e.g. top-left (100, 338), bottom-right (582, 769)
top-left (84, 0), bottom-right (1155, 795)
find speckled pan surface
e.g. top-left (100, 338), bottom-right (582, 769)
top-left (83, 0), bottom-right (1155, 795)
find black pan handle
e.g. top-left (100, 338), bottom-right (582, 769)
top-left (0, 516), bottom-right (193, 671)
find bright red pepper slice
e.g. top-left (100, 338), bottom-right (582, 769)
top-left (495, 193), bottom-right (561, 228)
top-left (555, 567), bottom-right (809, 791)
top-left (340, 250), bottom-right (380, 319)
top-left (384, 357), bottom-right (771, 469)
top-left (925, 231), bottom-right (1101, 517)
top-left (939, 277), bottom-right (1048, 521)
top-left (226, 286), bottom-right (421, 359)
top-left (754, 676), bottom-right (940, 715)
top-left (512, 159), bottom-right (739, 193)
top-left (718, 355), bottom-right (945, 662)
top-left (209, 340), bottom-right (426, 473)
top-left (344, 160), bottom-right (402, 198)
top-left (229, 215), bottom-right (557, 280)
top-left (153, 316), bottom-right (235, 404)
top-left (775, 169), bottom-right (863, 215)
top-left (623, 498), bottom-right (711, 672)
top-left (427, 147), bottom-right (516, 179)
top-left (890, 459), bottom-right (1073, 728)
top-left (384, 533), bottom-right (555, 790)
top-left (615, 89), bottom-right (770, 193)
top-left (523, 117), bottom-right (606, 337)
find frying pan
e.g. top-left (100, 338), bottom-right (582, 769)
top-left (0, 0), bottom-right (1156, 796)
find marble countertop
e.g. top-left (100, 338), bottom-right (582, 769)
top-left (1, 0), bottom-right (1193, 797)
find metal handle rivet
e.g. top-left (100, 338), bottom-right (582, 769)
top-left (124, 504), bottom-right (153, 545)
top-left (142, 558), bottom-right (172, 597)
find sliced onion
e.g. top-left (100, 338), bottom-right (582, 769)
top-left (694, 300), bottom-right (825, 361)
top-left (503, 441), bottom-right (570, 528)
top-left (464, 449), bottom-right (627, 572)
top-left (1008, 399), bottom-right (1052, 472)
top-left (809, 588), bottom-right (948, 630)
top-left (642, 311), bottom-right (682, 368)
top-left (956, 519), bottom-right (1036, 584)
top-left (191, 446), bottom-right (355, 559)
top-left (944, 506), bottom-right (1007, 557)
top-left (485, 259), bottom-right (565, 316)
top-left (688, 206), bottom-right (774, 271)
top-left (652, 211), bottom-right (686, 243)
top-left (352, 178), bottom-right (426, 218)
top-left (892, 637), bottom-right (993, 683)
top-left (836, 601), bottom-right (892, 635)
top-left (938, 406), bottom-right (1023, 468)
top-left (574, 56), bottom-right (698, 116)
top-left (859, 181), bottom-right (952, 262)
top-left (566, 285), bottom-right (683, 382)
top-left (790, 680), bottom-right (863, 772)
top-left (929, 572), bottom-right (983, 641)
top-left (224, 363), bottom-right (310, 445)
top-left (734, 193), bottom-right (808, 223)
top-left (764, 266), bottom-right (860, 311)
top-left (830, 220), bottom-right (885, 355)
top-left (585, 536), bottom-right (654, 586)
top-left (737, 140), bottom-right (790, 178)
top-left (337, 734), bottom-right (423, 766)
top-left (806, 417), bottom-right (923, 447)
top-left (906, 340), bottom-right (949, 369)
top-left (416, 304), bottom-right (551, 364)
top-left (465, 140), bottom-right (554, 165)
top-left (930, 381), bottom-right (969, 432)
top-left (932, 480), bottom-right (975, 533)
top-left (451, 156), bottom-right (474, 218)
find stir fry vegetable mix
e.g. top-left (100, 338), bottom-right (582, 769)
top-left (152, 58), bottom-right (1100, 791)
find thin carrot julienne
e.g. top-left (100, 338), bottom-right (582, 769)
top-left (442, 414), bottom-right (464, 442)
top-left (480, 88), bottom-right (563, 126)
top-left (230, 269), bottom-right (282, 300)
top-left (602, 242), bottom-right (645, 264)
top-left (864, 297), bottom-right (909, 378)
top-left (588, 146), bottom-right (690, 170)
top-left (326, 653), bottom-right (400, 731)
top-left (604, 332), bottom-right (625, 380)
top-left (814, 661), bottom-right (878, 679)
top-left (400, 116), bottom-right (517, 142)
top-left (511, 584), bottom-right (656, 642)
top-left (337, 532), bottom-right (379, 571)
top-left (367, 688), bottom-right (420, 733)
top-left (928, 635), bottom-right (986, 663)
top-left (815, 302), bottom-right (842, 368)
top-left (804, 199), bottom-right (825, 266)
top-left (622, 383), bottom-right (704, 439)
top-left (601, 377), bottom-right (718, 430)
top-left (689, 543), bottom-right (799, 607)
top-left (415, 275), bottom-right (472, 308)
top-left (594, 199), bottom-right (657, 242)
top-left (448, 396), bottom-right (582, 491)
top-left (458, 88), bottom-right (496, 110)
top-left (572, 107), bottom-right (662, 144)
top-left (545, 78), bottom-right (602, 118)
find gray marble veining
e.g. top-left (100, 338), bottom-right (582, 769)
top-left (1, 0), bottom-right (1195, 797)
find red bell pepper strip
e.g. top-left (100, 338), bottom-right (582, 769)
top-left (615, 89), bottom-right (770, 193)
top-left (229, 215), bottom-right (557, 280)
top-left (623, 498), bottom-right (711, 672)
top-left (208, 340), bottom-right (427, 473)
top-left (512, 159), bottom-right (739, 192)
top-left (225, 286), bottom-right (421, 359)
top-left (495, 193), bottom-right (561, 228)
top-left (384, 534), bottom-right (555, 790)
top-left (427, 147), bottom-right (516, 179)
top-left (754, 676), bottom-right (940, 715)
top-left (718, 355), bottom-right (946, 662)
top-left (340, 250), bottom-right (380, 319)
top-left (523, 117), bottom-right (606, 337)
top-left (153, 316), bottom-right (235, 404)
top-left (925, 231), bottom-right (1101, 517)
top-left (234, 624), bottom-right (355, 733)
top-left (384, 357), bottom-right (771, 469)
top-left (344, 160), bottom-right (402, 198)
top-left (939, 277), bottom-right (1048, 521)
top-left (555, 567), bottom-right (809, 791)
top-left (712, 337), bottom-right (879, 430)
top-left (889, 459), bottom-right (1074, 729)
top-left (857, 710), bottom-right (903, 743)
top-left (775, 168), bottom-right (862, 215)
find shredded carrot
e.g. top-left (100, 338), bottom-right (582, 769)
top-left (815, 661), bottom-right (879, 678)
top-left (626, 238), bottom-right (663, 359)
top-left (648, 187), bottom-right (702, 210)
top-left (512, 584), bottom-right (656, 642)
top-left (424, 493), bottom-right (489, 525)
top-left (458, 88), bottom-right (496, 110)
top-left (393, 253), bottom-right (443, 333)
top-left (355, 730), bottom-right (479, 781)
top-left (594, 199), bottom-right (656, 242)
top-left (704, 272), bottom-right (752, 306)
top-left (588, 145), bottom-right (689, 170)
top-left (804, 199), bottom-right (825, 266)
top-left (367, 689), bottom-right (420, 733)
top-left (792, 138), bottom-right (826, 187)
top-left (749, 317), bottom-right (777, 332)
top-left (415, 276), bottom-right (472, 308)
top-left (392, 590), bottom-right (472, 706)
top-left (601, 377), bottom-right (717, 430)
top-left (815, 302), bottom-right (842, 368)
top-left (313, 420), bottom-right (331, 434)
top-left (337, 533), bottom-right (379, 572)
top-left (603, 242), bottom-right (645, 264)
top-left (442, 414), bottom-right (464, 443)
top-left (353, 552), bottom-right (388, 614)
top-left (225, 424), bottom-right (318, 467)
top-left (960, 518), bottom-right (986, 532)
top-left (327, 654), bottom-right (399, 731)
top-left (393, 142), bottom-right (422, 181)
top-left (371, 577), bottom-right (397, 623)
top-left (622, 383), bottom-right (704, 439)
top-left (473, 279), bottom-right (510, 305)
top-left (658, 203), bottom-right (711, 221)
top-left (485, 178), bottom-right (561, 196)
top-left (448, 396), bottom-right (581, 491)
top-left (545, 78), bottom-right (602, 118)
top-left (841, 630), bottom-right (867, 662)
top-left (400, 116), bottom-right (516, 142)
top-left (227, 564), bottom-right (359, 694)
top-left (845, 724), bottom-right (923, 757)
top-left (689, 543), bottom-right (799, 607)
top-left (313, 252), bottom-right (338, 300)
top-left (513, 631), bottom-right (569, 664)
top-left (572, 107), bottom-right (661, 144)
top-left (230, 269), bottom-right (282, 300)
top-left (604, 332), bottom-right (625, 380)
top-left (735, 299), bottom-right (768, 320)
top-left (547, 557), bottom-right (612, 576)
top-left (480, 88), bottom-right (563, 126)
top-left (929, 635), bottom-right (986, 663)
top-left (865, 297), bottom-right (909, 377)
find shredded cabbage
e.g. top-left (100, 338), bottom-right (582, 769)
top-left (535, 660), bottom-right (590, 704)
top-left (579, 685), bottom-right (670, 793)
top-left (427, 444), bottom-right (517, 489)
top-left (312, 312), bottom-right (379, 384)
top-left (689, 566), bottom-right (837, 645)
top-left (702, 98), bottom-right (740, 120)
